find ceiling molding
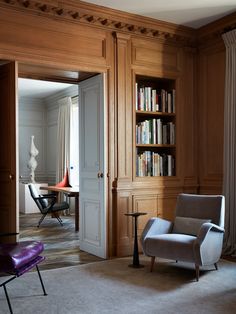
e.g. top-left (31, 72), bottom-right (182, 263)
top-left (0, 0), bottom-right (196, 46)
top-left (197, 11), bottom-right (236, 45)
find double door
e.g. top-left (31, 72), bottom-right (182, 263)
top-left (0, 62), bottom-right (107, 258)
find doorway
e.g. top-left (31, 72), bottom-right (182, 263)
top-left (18, 77), bottom-right (83, 269)
top-left (0, 61), bottom-right (108, 265)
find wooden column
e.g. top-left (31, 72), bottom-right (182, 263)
top-left (114, 32), bottom-right (133, 256)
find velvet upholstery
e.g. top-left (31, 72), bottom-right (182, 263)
top-left (141, 193), bottom-right (225, 281)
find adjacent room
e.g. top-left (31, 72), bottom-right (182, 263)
top-left (18, 77), bottom-right (80, 269)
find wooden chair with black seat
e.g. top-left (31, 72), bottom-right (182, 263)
top-left (28, 183), bottom-right (69, 227)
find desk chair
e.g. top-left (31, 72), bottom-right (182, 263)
top-left (28, 183), bottom-right (69, 227)
top-left (0, 233), bottom-right (47, 314)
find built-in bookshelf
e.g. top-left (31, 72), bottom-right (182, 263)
top-left (135, 75), bottom-right (176, 177)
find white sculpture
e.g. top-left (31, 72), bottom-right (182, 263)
top-left (27, 135), bottom-right (39, 183)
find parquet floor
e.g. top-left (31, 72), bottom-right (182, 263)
top-left (19, 213), bottom-right (103, 271)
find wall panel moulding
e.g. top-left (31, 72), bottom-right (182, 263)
top-left (0, 0), bottom-right (196, 47)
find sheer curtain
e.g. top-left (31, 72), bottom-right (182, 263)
top-left (222, 29), bottom-right (236, 256)
top-left (69, 97), bottom-right (79, 187)
top-left (56, 96), bottom-right (72, 184)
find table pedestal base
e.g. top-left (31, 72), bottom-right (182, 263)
top-left (128, 264), bottom-right (144, 268)
top-left (125, 212), bottom-right (147, 268)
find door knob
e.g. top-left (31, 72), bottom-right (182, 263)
top-left (97, 172), bottom-right (104, 178)
top-left (9, 174), bottom-right (14, 180)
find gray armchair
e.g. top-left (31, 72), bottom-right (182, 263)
top-left (141, 193), bottom-right (225, 281)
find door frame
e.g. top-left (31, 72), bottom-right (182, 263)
top-left (3, 60), bottom-right (110, 257)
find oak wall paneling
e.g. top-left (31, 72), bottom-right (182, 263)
top-left (196, 12), bottom-right (236, 195)
top-left (131, 38), bottom-right (182, 73)
top-left (197, 41), bottom-right (225, 194)
top-left (0, 7), bottom-right (111, 73)
top-left (114, 32), bottom-right (133, 255)
top-left (115, 36), bottom-right (198, 256)
top-left (180, 48), bottom-right (198, 191)
top-left (115, 33), bottom-right (132, 180)
top-left (115, 190), bottom-right (133, 256)
top-left (1, 0), bottom-right (235, 257)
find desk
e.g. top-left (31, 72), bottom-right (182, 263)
top-left (40, 186), bottom-right (79, 232)
top-left (125, 212), bottom-right (147, 268)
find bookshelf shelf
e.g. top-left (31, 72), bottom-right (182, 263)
top-left (136, 144), bottom-right (175, 148)
top-left (136, 110), bottom-right (176, 117)
top-left (134, 74), bottom-right (176, 178)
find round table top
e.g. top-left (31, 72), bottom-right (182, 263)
top-left (125, 212), bottom-right (147, 217)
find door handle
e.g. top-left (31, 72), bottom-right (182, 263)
top-left (97, 172), bottom-right (104, 178)
top-left (9, 174), bottom-right (14, 180)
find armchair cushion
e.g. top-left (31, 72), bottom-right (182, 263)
top-left (144, 234), bottom-right (196, 261)
top-left (172, 216), bottom-right (211, 236)
top-left (0, 241), bottom-right (44, 274)
top-left (39, 196), bottom-right (48, 208)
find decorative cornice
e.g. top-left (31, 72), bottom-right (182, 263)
top-left (197, 11), bottom-right (236, 46)
top-left (0, 0), bottom-right (196, 46)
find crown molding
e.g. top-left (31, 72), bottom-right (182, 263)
top-left (0, 0), bottom-right (196, 47)
top-left (197, 11), bottom-right (236, 46)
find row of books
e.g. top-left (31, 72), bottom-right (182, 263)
top-left (136, 119), bottom-right (175, 145)
top-left (135, 83), bottom-right (175, 113)
top-left (136, 151), bottom-right (175, 177)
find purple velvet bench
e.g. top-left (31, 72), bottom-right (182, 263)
top-left (0, 239), bottom-right (47, 314)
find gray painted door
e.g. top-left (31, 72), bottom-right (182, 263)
top-left (79, 74), bottom-right (107, 258)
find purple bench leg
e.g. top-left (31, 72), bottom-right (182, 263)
top-left (36, 264), bottom-right (47, 296)
top-left (0, 264), bottom-right (47, 314)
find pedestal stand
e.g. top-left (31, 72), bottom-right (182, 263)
top-left (125, 212), bottom-right (147, 268)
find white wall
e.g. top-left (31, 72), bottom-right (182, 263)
top-left (19, 97), bottom-right (47, 183)
top-left (19, 84), bottom-right (78, 184)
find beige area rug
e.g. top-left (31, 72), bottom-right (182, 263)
top-left (0, 256), bottom-right (236, 314)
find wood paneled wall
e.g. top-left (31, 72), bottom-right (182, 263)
top-left (196, 12), bottom-right (236, 195)
top-left (197, 44), bottom-right (225, 194)
top-left (0, 0), bottom-right (235, 256)
top-left (114, 34), bottom-right (198, 254)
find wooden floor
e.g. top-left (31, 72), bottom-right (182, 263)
top-left (18, 213), bottom-right (236, 271)
top-left (19, 213), bottom-right (103, 271)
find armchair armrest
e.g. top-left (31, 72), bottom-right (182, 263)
top-left (140, 217), bottom-right (173, 243)
top-left (34, 195), bottom-right (57, 201)
top-left (196, 222), bottom-right (225, 245)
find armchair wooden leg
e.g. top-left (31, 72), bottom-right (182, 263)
top-left (214, 263), bottom-right (218, 270)
top-left (195, 264), bottom-right (200, 281)
top-left (150, 256), bottom-right (155, 272)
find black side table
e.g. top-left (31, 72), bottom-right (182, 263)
top-left (125, 212), bottom-right (147, 268)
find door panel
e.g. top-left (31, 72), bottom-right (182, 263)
top-left (0, 62), bottom-right (18, 239)
top-left (79, 74), bottom-right (107, 258)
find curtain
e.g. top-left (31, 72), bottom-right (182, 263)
top-left (222, 29), bottom-right (236, 256)
top-left (56, 97), bottom-right (72, 184)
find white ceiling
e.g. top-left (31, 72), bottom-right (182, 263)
top-left (83, 0), bottom-right (236, 28)
top-left (18, 78), bottom-right (74, 99)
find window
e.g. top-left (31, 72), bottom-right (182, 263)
top-left (70, 97), bottom-right (79, 187)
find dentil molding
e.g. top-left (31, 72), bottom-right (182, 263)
top-left (1, 0), bottom-right (196, 46)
